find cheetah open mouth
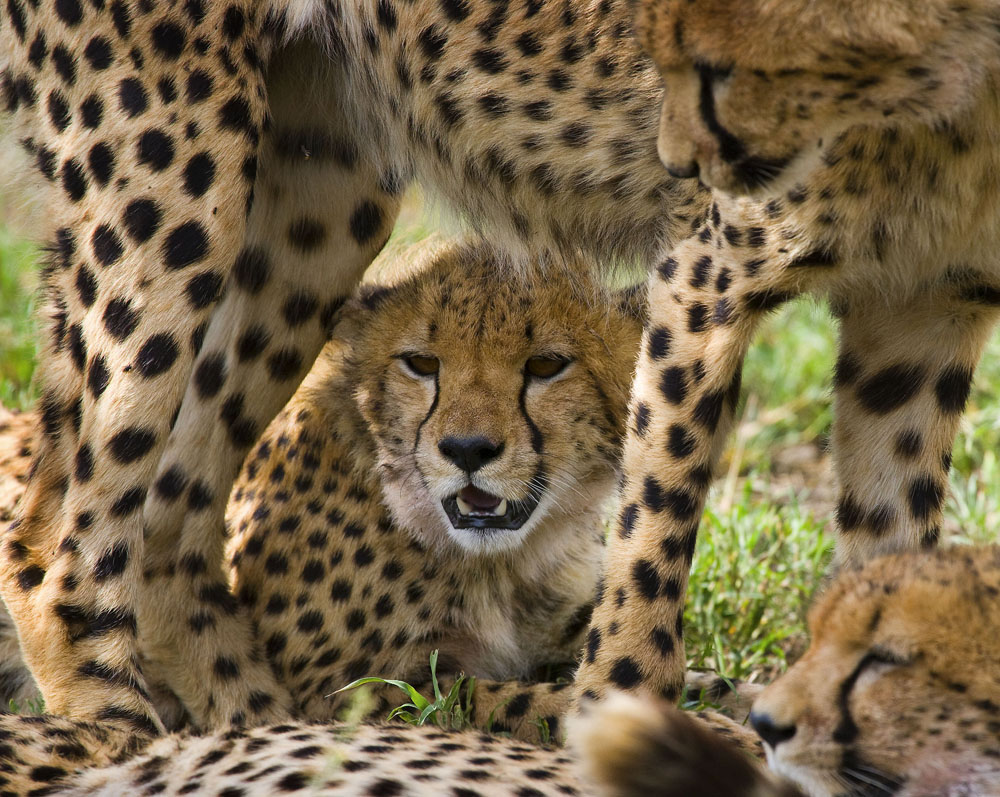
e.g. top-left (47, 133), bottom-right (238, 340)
top-left (442, 485), bottom-right (539, 531)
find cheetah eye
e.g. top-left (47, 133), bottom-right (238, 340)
top-left (862, 647), bottom-right (910, 668)
top-left (525, 355), bottom-right (571, 380)
top-left (851, 647), bottom-right (911, 691)
top-left (400, 354), bottom-right (439, 377)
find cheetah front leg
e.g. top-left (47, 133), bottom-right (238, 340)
top-left (0, 1), bottom-right (268, 734)
top-left (573, 205), bottom-right (832, 704)
top-left (831, 281), bottom-right (1000, 566)
top-left (138, 40), bottom-right (404, 729)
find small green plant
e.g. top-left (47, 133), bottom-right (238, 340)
top-left (678, 676), bottom-right (736, 714)
top-left (335, 650), bottom-right (476, 731)
top-left (533, 716), bottom-right (551, 744)
top-left (8, 693), bottom-right (45, 715)
top-left (483, 697), bottom-right (513, 737)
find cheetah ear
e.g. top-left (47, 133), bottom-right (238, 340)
top-left (327, 284), bottom-right (399, 342)
top-left (614, 282), bottom-right (648, 325)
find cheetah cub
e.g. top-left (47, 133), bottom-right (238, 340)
top-left (0, 239), bottom-right (648, 740)
top-left (221, 238), bottom-right (645, 739)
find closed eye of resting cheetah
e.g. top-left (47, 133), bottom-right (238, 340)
top-left (0, 547), bottom-right (996, 796)
top-left (2, 0), bottom-right (996, 732)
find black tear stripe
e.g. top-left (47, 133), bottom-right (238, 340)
top-left (832, 654), bottom-right (906, 796)
top-left (696, 63), bottom-right (746, 164)
top-left (518, 372), bottom-right (545, 454)
top-left (833, 654), bottom-right (871, 744)
top-left (413, 372), bottom-right (440, 453)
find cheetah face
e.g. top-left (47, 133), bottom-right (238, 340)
top-left (346, 242), bottom-right (642, 556)
top-left (395, 349), bottom-right (570, 544)
top-left (748, 549), bottom-right (1000, 797)
top-left (634, 0), bottom-right (992, 196)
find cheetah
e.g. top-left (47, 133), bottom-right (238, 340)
top-left (581, 546), bottom-right (1000, 797)
top-left (571, 0), bottom-right (1000, 703)
top-left (0, 700), bottom-right (764, 795)
top-left (3, 0), bottom-right (992, 733)
top-left (0, 547), bottom-right (996, 796)
top-left (182, 236), bottom-right (647, 740)
top-left (0, 0), bottom-right (692, 731)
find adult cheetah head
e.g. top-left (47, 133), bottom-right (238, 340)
top-left (634, 0), bottom-right (998, 195)
top-left (338, 240), bottom-right (643, 555)
top-left (750, 547), bottom-right (1000, 796)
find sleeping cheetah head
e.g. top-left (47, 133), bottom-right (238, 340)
top-left (634, 0), bottom-right (999, 194)
top-left (749, 546), bottom-right (1000, 796)
top-left (337, 240), bottom-right (642, 555)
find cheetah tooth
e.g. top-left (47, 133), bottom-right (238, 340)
top-left (493, 499), bottom-right (507, 516)
top-left (456, 496), bottom-right (473, 515)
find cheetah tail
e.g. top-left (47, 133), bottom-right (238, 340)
top-left (569, 692), bottom-right (802, 797)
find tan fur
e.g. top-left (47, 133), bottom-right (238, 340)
top-left (753, 546), bottom-right (1000, 796)
top-left (637, 0), bottom-right (997, 194)
top-left (0, 238), bottom-right (643, 741)
top-left (0, 406), bottom-right (33, 526)
top-left (222, 239), bottom-right (642, 741)
top-left (0, 238), bottom-right (756, 745)
top-left (0, 702), bottom-right (760, 795)
top-left (577, 548), bottom-right (1000, 797)
top-left (571, 692), bottom-right (773, 797)
top-left (0, 0), bottom-right (691, 731)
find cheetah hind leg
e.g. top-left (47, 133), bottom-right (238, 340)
top-left (830, 280), bottom-right (1000, 568)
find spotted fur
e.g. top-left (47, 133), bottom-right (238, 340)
top-left (0, 0), bottom-right (691, 733)
top-left (0, 548), bottom-right (995, 796)
top-left (222, 239), bottom-right (644, 741)
top-left (0, 705), bottom-right (762, 795)
top-left (0, 240), bottom-right (761, 744)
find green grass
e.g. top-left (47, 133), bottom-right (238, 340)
top-left (685, 486), bottom-right (832, 680)
top-left (0, 224), bottom-right (39, 411)
top-left (2, 195), bottom-right (999, 687)
top-left (336, 650), bottom-right (477, 732)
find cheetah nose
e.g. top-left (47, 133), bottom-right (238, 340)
top-left (749, 711), bottom-right (796, 749)
top-left (438, 436), bottom-right (505, 473)
top-left (664, 160), bottom-right (700, 180)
